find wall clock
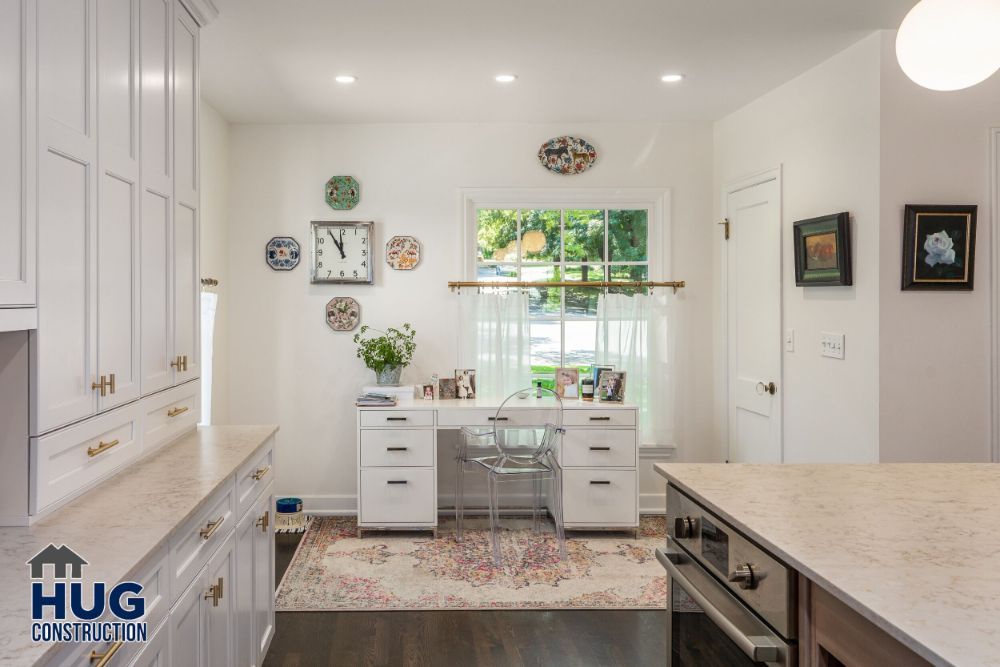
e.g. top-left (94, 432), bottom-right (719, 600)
top-left (265, 236), bottom-right (301, 271)
top-left (310, 221), bottom-right (375, 284)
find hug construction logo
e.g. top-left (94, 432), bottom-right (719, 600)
top-left (27, 544), bottom-right (147, 644)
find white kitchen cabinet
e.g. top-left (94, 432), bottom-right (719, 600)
top-left (0, 0), bottom-right (37, 312)
top-left (170, 530), bottom-right (236, 667)
top-left (128, 619), bottom-right (171, 667)
top-left (252, 484), bottom-right (276, 662)
top-left (235, 501), bottom-right (257, 667)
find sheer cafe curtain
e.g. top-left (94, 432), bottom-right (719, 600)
top-left (457, 290), bottom-right (532, 400)
top-left (595, 292), bottom-right (675, 447)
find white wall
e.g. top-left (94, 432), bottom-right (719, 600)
top-left (223, 122), bottom-right (714, 511)
top-left (877, 31), bottom-right (999, 462)
top-left (200, 102), bottom-right (231, 424)
top-left (713, 33), bottom-right (883, 463)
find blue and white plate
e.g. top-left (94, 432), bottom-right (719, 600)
top-left (266, 237), bottom-right (301, 271)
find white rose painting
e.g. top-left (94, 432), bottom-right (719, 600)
top-left (903, 205), bottom-right (977, 291)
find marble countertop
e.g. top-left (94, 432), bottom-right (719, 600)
top-left (0, 425), bottom-right (278, 666)
top-left (654, 463), bottom-right (1000, 667)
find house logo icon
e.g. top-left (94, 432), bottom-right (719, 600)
top-left (26, 544), bottom-right (89, 580)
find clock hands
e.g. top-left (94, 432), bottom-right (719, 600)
top-left (329, 229), bottom-right (346, 259)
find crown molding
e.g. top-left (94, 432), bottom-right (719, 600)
top-left (179, 0), bottom-right (219, 27)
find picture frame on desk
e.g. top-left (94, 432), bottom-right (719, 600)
top-left (597, 370), bottom-right (626, 403)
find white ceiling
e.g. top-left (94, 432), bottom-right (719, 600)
top-left (201, 0), bottom-right (915, 124)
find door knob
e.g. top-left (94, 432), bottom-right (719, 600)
top-left (755, 381), bottom-right (777, 396)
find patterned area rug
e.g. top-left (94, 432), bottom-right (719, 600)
top-left (275, 516), bottom-right (667, 611)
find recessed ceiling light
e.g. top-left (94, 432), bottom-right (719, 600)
top-left (335, 75), bottom-right (357, 84)
top-left (660, 74), bottom-right (685, 83)
top-left (495, 74), bottom-right (517, 83)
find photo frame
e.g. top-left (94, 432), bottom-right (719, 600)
top-left (597, 370), bottom-right (626, 403)
top-left (454, 369), bottom-right (476, 399)
top-left (555, 368), bottom-right (579, 399)
top-left (901, 204), bottom-right (977, 291)
top-left (792, 212), bottom-right (852, 286)
top-left (439, 378), bottom-right (457, 400)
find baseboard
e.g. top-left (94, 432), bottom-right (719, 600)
top-left (296, 494), bottom-right (357, 516)
top-left (639, 492), bottom-right (667, 514)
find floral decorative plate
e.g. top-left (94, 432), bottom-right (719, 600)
top-left (385, 236), bottom-right (421, 270)
top-left (325, 175), bottom-right (360, 210)
top-left (326, 297), bottom-right (360, 332)
top-left (537, 137), bottom-right (598, 175)
top-left (265, 237), bottom-right (301, 271)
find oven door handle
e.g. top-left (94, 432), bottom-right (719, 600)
top-left (656, 548), bottom-right (781, 663)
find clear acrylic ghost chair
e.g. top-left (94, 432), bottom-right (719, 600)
top-left (457, 387), bottom-right (567, 565)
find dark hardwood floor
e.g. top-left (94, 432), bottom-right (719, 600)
top-left (264, 532), bottom-right (667, 667)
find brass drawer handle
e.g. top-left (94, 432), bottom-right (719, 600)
top-left (204, 577), bottom-right (224, 607)
top-left (199, 516), bottom-right (225, 540)
top-left (255, 510), bottom-right (269, 533)
top-left (89, 641), bottom-right (124, 666)
top-left (167, 406), bottom-right (189, 418)
top-left (87, 439), bottom-right (120, 458)
top-left (252, 465), bottom-right (271, 481)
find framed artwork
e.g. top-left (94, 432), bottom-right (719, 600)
top-left (555, 368), bottom-right (579, 399)
top-left (265, 237), bottom-right (301, 271)
top-left (325, 297), bottom-right (360, 332)
top-left (325, 175), bottom-right (360, 210)
top-left (902, 204), bottom-right (977, 291)
top-left (310, 221), bottom-right (375, 284)
top-left (386, 236), bottom-right (421, 270)
top-left (792, 213), bottom-right (852, 286)
top-left (439, 378), bottom-right (457, 400)
top-left (455, 369), bottom-right (476, 399)
top-left (597, 370), bottom-right (626, 403)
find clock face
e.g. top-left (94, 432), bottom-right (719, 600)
top-left (310, 221), bottom-right (375, 284)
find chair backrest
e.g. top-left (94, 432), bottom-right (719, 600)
top-left (492, 386), bottom-right (564, 463)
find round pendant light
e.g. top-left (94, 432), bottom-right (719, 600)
top-left (896, 0), bottom-right (1000, 91)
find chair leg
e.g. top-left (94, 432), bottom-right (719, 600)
top-left (455, 460), bottom-right (465, 543)
top-left (487, 471), bottom-right (502, 566)
top-left (532, 472), bottom-right (541, 533)
top-left (550, 465), bottom-right (567, 561)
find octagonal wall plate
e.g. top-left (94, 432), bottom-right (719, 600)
top-left (265, 236), bottom-right (301, 270)
top-left (537, 136), bottom-right (598, 175)
top-left (327, 296), bottom-right (361, 331)
top-left (325, 175), bottom-right (360, 210)
top-left (386, 236), bottom-right (421, 270)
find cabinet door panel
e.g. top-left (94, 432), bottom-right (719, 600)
top-left (140, 190), bottom-right (172, 394)
top-left (129, 618), bottom-right (170, 667)
top-left (253, 487), bottom-right (275, 661)
top-left (205, 531), bottom-right (236, 667)
top-left (37, 0), bottom-right (89, 137)
top-left (235, 504), bottom-right (256, 667)
top-left (173, 3), bottom-right (197, 205)
top-left (170, 571), bottom-right (205, 667)
top-left (173, 202), bottom-right (198, 381)
top-left (34, 149), bottom-right (95, 433)
top-left (97, 0), bottom-right (136, 167)
top-left (139, 0), bottom-right (171, 193)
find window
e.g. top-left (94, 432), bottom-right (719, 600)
top-left (474, 207), bottom-right (651, 387)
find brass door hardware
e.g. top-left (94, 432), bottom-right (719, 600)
top-left (89, 641), bottom-right (123, 666)
top-left (755, 381), bottom-right (778, 396)
top-left (87, 439), bottom-right (120, 458)
top-left (91, 375), bottom-right (115, 397)
top-left (447, 280), bottom-right (686, 294)
top-left (719, 218), bottom-right (730, 240)
top-left (199, 516), bottom-right (225, 540)
top-left (204, 577), bottom-right (224, 607)
top-left (170, 355), bottom-right (189, 372)
top-left (256, 510), bottom-right (269, 533)
top-left (251, 465), bottom-right (270, 481)
top-left (167, 406), bottom-right (189, 418)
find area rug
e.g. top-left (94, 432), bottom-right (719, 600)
top-left (275, 516), bottom-right (667, 611)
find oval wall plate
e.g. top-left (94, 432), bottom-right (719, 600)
top-left (265, 236), bottom-right (301, 270)
top-left (386, 236), bottom-right (421, 270)
top-left (325, 175), bottom-right (360, 210)
top-left (326, 296), bottom-right (361, 331)
top-left (537, 136), bottom-right (597, 175)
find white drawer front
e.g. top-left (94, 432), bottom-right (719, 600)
top-left (361, 429), bottom-right (434, 467)
top-left (168, 479), bottom-right (236, 604)
top-left (561, 429), bottom-right (636, 468)
top-left (30, 403), bottom-right (142, 514)
top-left (359, 468), bottom-right (435, 525)
top-left (436, 408), bottom-right (559, 428)
top-left (236, 438), bottom-right (274, 518)
top-left (360, 410), bottom-right (434, 428)
top-left (142, 380), bottom-right (200, 455)
top-left (563, 409), bottom-right (637, 427)
top-left (562, 469), bottom-right (637, 526)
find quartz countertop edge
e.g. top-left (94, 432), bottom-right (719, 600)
top-left (654, 463), bottom-right (1000, 667)
top-left (0, 424), bottom-right (278, 666)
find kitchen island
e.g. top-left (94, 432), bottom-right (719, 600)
top-left (655, 463), bottom-right (1000, 667)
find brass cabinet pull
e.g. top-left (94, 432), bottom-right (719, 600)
top-left (256, 510), bottom-right (269, 533)
top-left (170, 355), bottom-right (189, 372)
top-left (107, 373), bottom-right (116, 395)
top-left (204, 577), bottom-right (224, 607)
top-left (199, 516), bottom-right (225, 540)
top-left (252, 465), bottom-right (270, 481)
top-left (87, 439), bottom-right (120, 458)
top-left (182, 355), bottom-right (189, 372)
top-left (167, 406), bottom-right (189, 418)
top-left (89, 641), bottom-right (123, 666)
top-left (91, 375), bottom-right (109, 397)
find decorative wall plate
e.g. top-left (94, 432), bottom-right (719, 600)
top-left (326, 297), bottom-right (361, 331)
top-left (385, 236), bottom-right (421, 270)
top-left (537, 136), bottom-right (597, 175)
top-left (325, 175), bottom-right (360, 210)
top-left (265, 236), bottom-right (301, 270)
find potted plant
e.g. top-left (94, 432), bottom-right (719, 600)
top-left (353, 323), bottom-right (417, 386)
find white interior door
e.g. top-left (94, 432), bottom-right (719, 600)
top-left (726, 173), bottom-right (782, 463)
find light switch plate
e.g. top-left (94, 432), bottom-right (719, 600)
top-left (784, 329), bottom-right (795, 352)
top-left (821, 332), bottom-right (845, 360)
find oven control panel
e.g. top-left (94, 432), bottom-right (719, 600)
top-left (666, 484), bottom-right (797, 638)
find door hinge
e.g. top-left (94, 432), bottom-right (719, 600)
top-left (719, 218), bottom-right (730, 240)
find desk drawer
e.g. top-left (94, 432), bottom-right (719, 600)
top-left (359, 468), bottom-right (435, 525)
top-left (236, 438), bottom-right (274, 518)
top-left (436, 408), bottom-right (560, 428)
top-left (142, 380), bottom-right (200, 455)
top-left (561, 429), bottom-right (636, 467)
top-left (361, 429), bottom-right (434, 467)
top-left (30, 403), bottom-right (142, 514)
top-left (562, 469), bottom-right (637, 526)
top-left (563, 409), bottom-right (636, 427)
top-left (360, 410), bottom-right (434, 428)
top-left (169, 478), bottom-right (236, 604)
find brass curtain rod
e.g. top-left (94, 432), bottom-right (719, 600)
top-left (201, 278), bottom-right (219, 287)
top-left (448, 280), bottom-right (686, 293)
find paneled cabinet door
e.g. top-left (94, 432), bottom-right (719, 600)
top-left (205, 530), bottom-right (236, 667)
top-left (0, 0), bottom-right (36, 308)
top-left (128, 620), bottom-right (170, 667)
top-left (170, 567), bottom-right (206, 667)
top-left (235, 502), bottom-right (256, 667)
top-left (253, 488), bottom-right (276, 661)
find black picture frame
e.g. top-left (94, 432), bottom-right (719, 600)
top-left (792, 212), bottom-right (852, 286)
top-left (901, 205), bottom-right (977, 291)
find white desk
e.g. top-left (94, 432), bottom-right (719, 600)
top-left (355, 397), bottom-right (639, 537)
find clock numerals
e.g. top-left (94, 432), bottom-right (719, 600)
top-left (311, 221), bottom-right (373, 284)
